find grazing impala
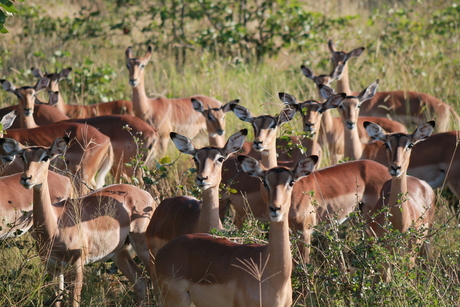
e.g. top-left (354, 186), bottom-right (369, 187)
top-left (154, 155), bottom-right (318, 307)
top-left (32, 67), bottom-right (134, 117)
top-left (146, 129), bottom-right (247, 258)
top-left (0, 111), bottom-right (72, 239)
top-left (0, 137), bottom-right (155, 306)
top-left (126, 46), bottom-right (224, 154)
top-left (328, 39), bottom-right (459, 132)
top-left (1, 79), bottom-right (113, 193)
top-left (363, 121), bottom-right (436, 281)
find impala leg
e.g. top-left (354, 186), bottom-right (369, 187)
top-left (111, 246), bottom-right (148, 306)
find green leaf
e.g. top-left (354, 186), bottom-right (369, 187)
top-left (0, 1), bottom-right (18, 14)
top-left (0, 10), bottom-right (6, 24)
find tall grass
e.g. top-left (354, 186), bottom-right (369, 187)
top-left (0, 0), bottom-right (459, 305)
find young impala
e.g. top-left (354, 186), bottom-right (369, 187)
top-left (363, 121), bottom-right (436, 281)
top-left (126, 46), bottom-right (225, 154)
top-left (328, 39), bottom-right (459, 132)
top-left (0, 137), bottom-right (155, 306)
top-left (154, 155), bottom-right (318, 307)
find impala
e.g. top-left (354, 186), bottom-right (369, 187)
top-left (362, 130), bottom-right (460, 199)
top-left (146, 129), bottom-right (247, 259)
top-left (0, 137), bottom-right (155, 306)
top-left (221, 104), bottom-right (298, 228)
top-left (126, 46), bottom-right (224, 154)
top-left (328, 39), bottom-right (459, 132)
top-left (297, 66), bottom-right (407, 163)
top-left (363, 121), bottom-right (436, 281)
top-left (1, 79), bottom-right (113, 193)
top-left (0, 111), bottom-right (72, 239)
top-left (191, 98), bottom-right (238, 147)
top-left (154, 155), bottom-right (318, 307)
top-left (47, 91), bottom-right (159, 182)
top-left (32, 67), bottom-right (134, 117)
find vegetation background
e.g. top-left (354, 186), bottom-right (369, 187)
top-left (0, 0), bottom-right (459, 306)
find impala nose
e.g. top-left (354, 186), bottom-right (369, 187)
top-left (346, 121), bottom-right (355, 130)
top-left (253, 140), bottom-right (264, 151)
top-left (129, 79), bottom-right (138, 87)
top-left (389, 165), bottom-right (402, 176)
top-left (24, 108), bottom-right (33, 116)
top-left (216, 129), bottom-right (224, 136)
top-left (20, 174), bottom-right (33, 189)
top-left (304, 123), bottom-right (315, 132)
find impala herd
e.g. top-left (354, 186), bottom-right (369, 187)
top-left (0, 40), bottom-right (457, 306)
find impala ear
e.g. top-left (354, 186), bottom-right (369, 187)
top-left (35, 77), bottom-right (50, 92)
top-left (238, 155), bottom-right (265, 179)
top-left (170, 132), bottom-right (197, 156)
top-left (328, 39), bottom-right (336, 53)
top-left (348, 47), bottom-right (365, 58)
top-left (322, 92), bottom-right (346, 110)
top-left (358, 79), bottom-right (379, 105)
top-left (0, 110), bottom-right (17, 131)
top-left (223, 129), bottom-right (247, 157)
top-left (318, 84), bottom-right (336, 100)
top-left (48, 91), bottom-right (59, 106)
top-left (58, 67), bottom-right (72, 80)
top-left (125, 46), bottom-right (133, 59)
top-left (277, 107), bottom-right (297, 125)
top-left (364, 121), bottom-right (386, 142)
top-left (278, 92), bottom-right (298, 106)
top-left (191, 98), bottom-right (205, 114)
top-left (144, 46), bottom-right (152, 62)
top-left (293, 155), bottom-right (318, 180)
top-left (49, 137), bottom-right (69, 158)
top-left (0, 138), bottom-right (24, 156)
top-left (411, 121), bottom-right (435, 144)
top-left (31, 67), bottom-right (45, 78)
top-left (221, 99), bottom-right (239, 113)
top-left (230, 104), bottom-right (255, 123)
top-left (1, 79), bottom-right (16, 93)
top-left (300, 65), bottom-right (315, 80)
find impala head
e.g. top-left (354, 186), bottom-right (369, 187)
top-left (31, 67), bottom-right (72, 93)
top-left (0, 137), bottom-right (69, 189)
top-left (300, 64), bottom-right (343, 96)
top-left (364, 121), bottom-right (435, 177)
top-left (0, 111), bottom-right (18, 164)
top-left (171, 129), bottom-right (247, 190)
top-left (328, 39), bottom-right (365, 80)
top-left (320, 80), bottom-right (379, 130)
top-left (238, 155), bottom-right (318, 222)
top-left (1, 78), bottom-right (50, 117)
top-left (192, 98), bottom-right (239, 137)
top-left (230, 104), bottom-right (297, 152)
top-left (279, 92), bottom-right (346, 134)
top-left (125, 46), bottom-right (152, 87)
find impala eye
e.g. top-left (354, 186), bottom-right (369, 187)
top-left (408, 143), bottom-right (414, 149)
top-left (383, 143), bottom-right (390, 149)
top-left (289, 180), bottom-right (295, 187)
top-left (263, 180), bottom-right (269, 188)
top-left (217, 157), bottom-right (225, 163)
top-left (140, 64), bottom-right (145, 69)
top-left (42, 156), bottom-right (49, 162)
top-left (126, 64), bottom-right (130, 69)
top-left (318, 109), bottom-right (324, 114)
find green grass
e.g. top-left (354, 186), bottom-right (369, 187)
top-left (0, 0), bottom-right (459, 306)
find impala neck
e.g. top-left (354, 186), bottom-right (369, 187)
top-left (196, 186), bottom-right (223, 233)
top-left (261, 141), bottom-right (278, 168)
top-left (208, 135), bottom-right (225, 148)
top-left (388, 172), bottom-right (411, 230)
top-left (336, 64), bottom-right (353, 95)
top-left (56, 92), bottom-right (68, 114)
top-left (343, 125), bottom-right (363, 160)
top-left (32, 175), bottom-right (58, 246)
top-left (20, 113), bottom-right (39, 129)
top-left (131, 75), bottom-right (152, 122)
top-left (266, 216), bottom-right (292, 281)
